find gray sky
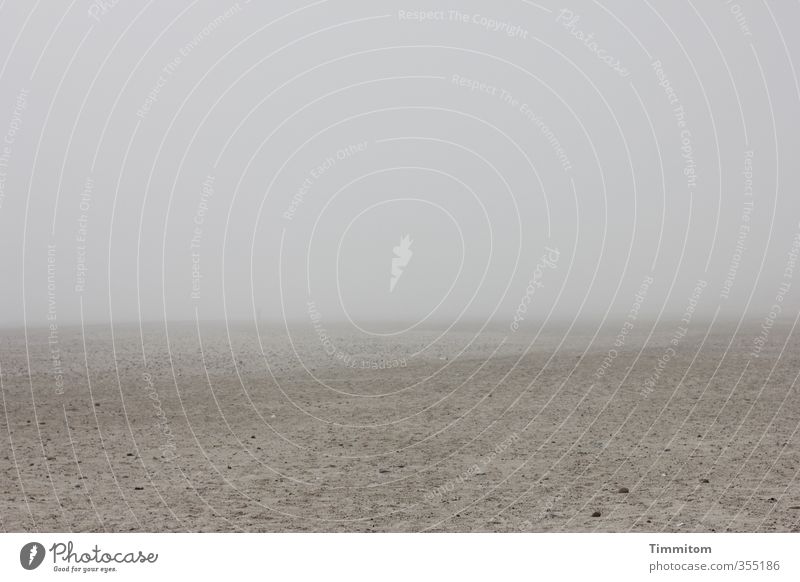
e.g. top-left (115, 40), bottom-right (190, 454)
top-left (1, 0), bottom-right (798, 332)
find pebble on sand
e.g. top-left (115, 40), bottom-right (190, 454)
top-left (618, 487), bottom-right (629, 494)
top-left (591, 511), bottom-right (601, 517)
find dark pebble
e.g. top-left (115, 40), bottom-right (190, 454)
top-left (591, 511), bottom-right (601, 517)
top-left (618, 487), bottom-right (629, 494)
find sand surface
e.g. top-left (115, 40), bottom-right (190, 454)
top-left (1, 321), bottom-right (799, 532)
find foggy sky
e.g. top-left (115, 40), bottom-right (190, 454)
top-left (1, 0), bottom-right (798, 333)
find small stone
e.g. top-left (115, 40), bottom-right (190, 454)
top-left (591, 511), bottom-right (601, 517)
top-left (378, 469), bottom-right (390, 474)
top-left (700, 478), bottom-right (710, 483)
top-left (134, 486), bottom-right (144, 491)
top-left (618, 487), bottom-right (629, 494)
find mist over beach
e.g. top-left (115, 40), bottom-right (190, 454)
top-left (1, 0), bottom-right (799, 535)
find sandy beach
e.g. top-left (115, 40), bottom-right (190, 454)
top-left (1, 320), bottom-right (798, 533)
